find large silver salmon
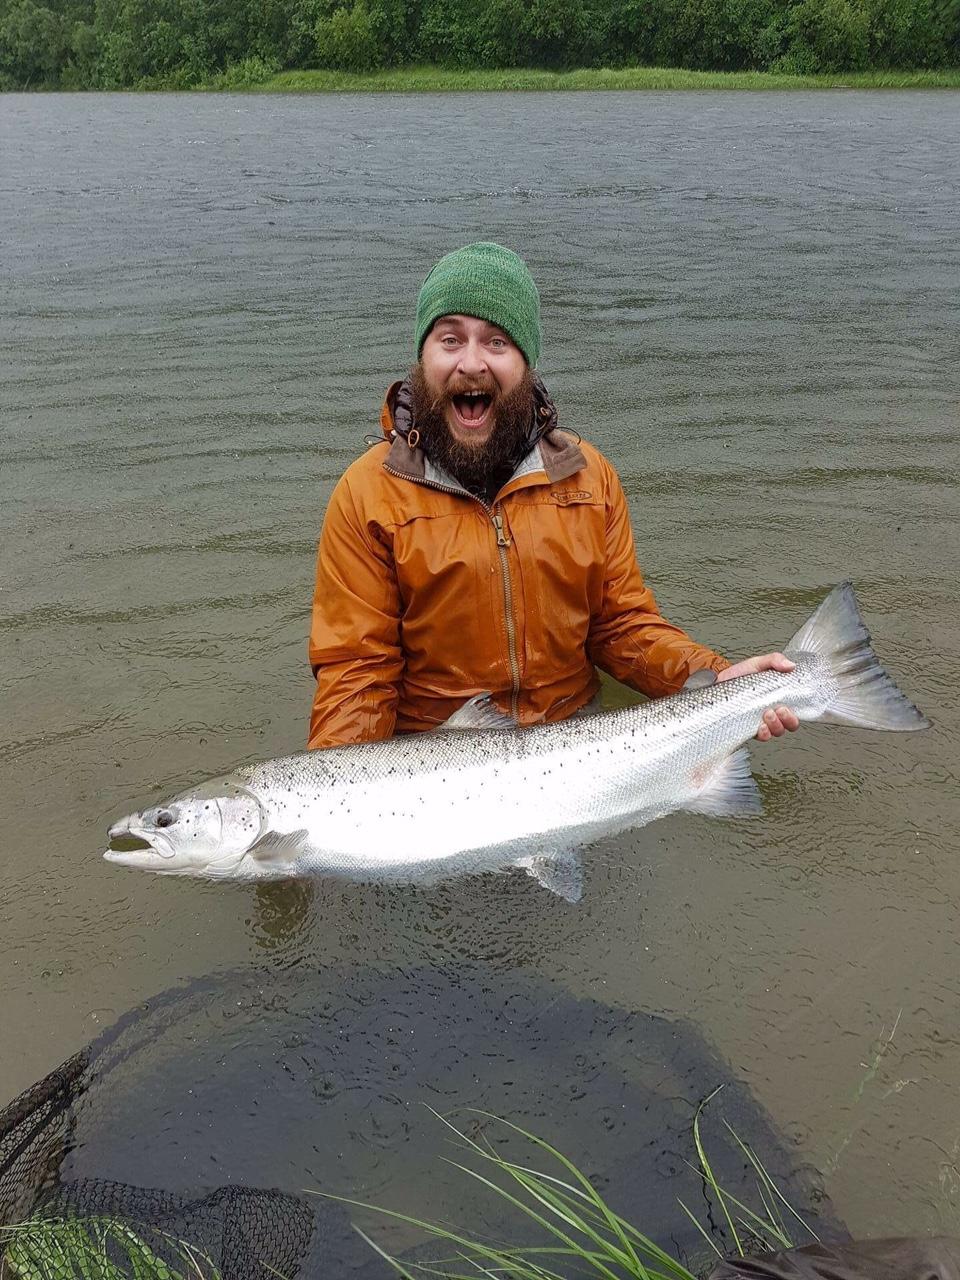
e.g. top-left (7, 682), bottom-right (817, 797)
top-left (104, 583), bottom-right (928, 900)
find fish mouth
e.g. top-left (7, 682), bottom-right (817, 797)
top-left (107, 831), bottom-right (152, 854)
top-left (103, 848), bottom-right (142, 864)
top-left (105, 817), bottom-right (174, 862)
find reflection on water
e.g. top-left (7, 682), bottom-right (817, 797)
top-left (1, 90), bottom-right (959, 1239)
top-left (250, 880), bottom-right (315, 952)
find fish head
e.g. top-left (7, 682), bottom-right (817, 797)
top-left (104, 779), bottom-right (267, 877)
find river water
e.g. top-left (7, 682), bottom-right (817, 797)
top-left (1, 90), bottom-right (959, 1243)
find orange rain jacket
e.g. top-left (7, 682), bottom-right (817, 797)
top-left (307, 383), bottom-right (730, 750)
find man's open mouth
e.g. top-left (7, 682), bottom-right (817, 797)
top-left (451, 391), bottom-right (493, 429)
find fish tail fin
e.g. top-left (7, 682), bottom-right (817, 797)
top-left (785, 582), bottom-right (929, 731)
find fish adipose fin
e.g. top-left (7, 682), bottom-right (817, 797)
top-left (786, 582), bottom-right (930, 731)
top-left (515, 851), bottom-right (583, 903)
top-left (441, 692), bottom-right (516, 732)
top-left (683, 747), bottom-right (763, 819)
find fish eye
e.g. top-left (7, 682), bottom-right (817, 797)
top-left (155, 809), bottom-right (177, 828)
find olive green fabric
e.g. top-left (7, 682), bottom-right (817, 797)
top-left (414, 241), bottom-right (542, 366)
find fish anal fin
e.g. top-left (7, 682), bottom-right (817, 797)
top-left (515, 850), bottom-right (583, 903)
top-left (683, 748), bottom-right (763, 819)
top-left (248, 828), bottom-right (310, 865)
top-left (441, 693), bottom-right (515, 732)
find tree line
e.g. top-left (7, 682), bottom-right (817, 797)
top-left (1, 0), bottom-right (957, 89)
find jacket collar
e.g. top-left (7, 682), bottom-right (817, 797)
top-left (380, 377), bottom-right (586, 490)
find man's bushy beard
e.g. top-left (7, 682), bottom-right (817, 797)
top-left (410, 364), bottom-right (536, 502)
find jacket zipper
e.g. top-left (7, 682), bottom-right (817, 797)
top-left (491, 509), bottom-right (521, 720)
top-left (383, 462), bottom-right (522, 721)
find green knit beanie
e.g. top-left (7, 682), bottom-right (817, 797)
top-left (415, 242), bottom-right (541, 367)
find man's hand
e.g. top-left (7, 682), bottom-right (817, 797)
top-left (716, 653), bottom-right (801, 742)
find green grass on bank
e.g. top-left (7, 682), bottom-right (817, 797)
top-left (253, 64), bottom-right (960, 92)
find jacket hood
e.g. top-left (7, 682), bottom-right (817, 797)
top-left (378, 374), bottom-right (585, 488)
top-left (382, 371), bottom-right (559, 446)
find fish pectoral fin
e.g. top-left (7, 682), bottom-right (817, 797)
top-left (440, 692), bottom-right (516, 732)
top-left (515, 850), bottom-right (583, 903)
top-left (683, 668), bottom-right (719, 690)
top-left (247, 828), bottom-right (309, 865)
top-left (682, 747), bottom-right (763, 819)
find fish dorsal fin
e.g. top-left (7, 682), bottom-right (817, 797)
top-left (248, 828), bottom-right (309, 865)
top-left (682, 748), bottom-right (763, 818)
top-left (441, 693), bottom-right (515, 732)
top-left (515, 851), bottom-right (583, 903)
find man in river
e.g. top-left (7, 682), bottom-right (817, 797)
top-left (307, 241), bottom-right (799, 750)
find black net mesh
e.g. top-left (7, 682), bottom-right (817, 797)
top-left (0, 1050), bottom-right (88, 1228)
top-left (0, 964), bottom-right (839, 1279)
top-left (0, 1055), bottom-right (318, 1278)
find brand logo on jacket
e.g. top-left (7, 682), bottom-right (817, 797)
top-left (552, 490), bottom-right (593, 504)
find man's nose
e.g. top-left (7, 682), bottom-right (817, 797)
top-left (457, 340), bottom-right (488, 376)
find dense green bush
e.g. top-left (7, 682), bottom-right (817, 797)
top-left (0, 0), bottom-right (956, 87)
top-left (314, 0), bottom-right (414, 68)
top-left (865, 0), bottom-right (946, 63)
top-left (775, 0), bottom-right (870, 71)
top-left (0, 0), bottom-right (92, 87)
top-left (646, 0), bottom-right (779, 69)
top-left (205, 52), bottom-right (281, 85)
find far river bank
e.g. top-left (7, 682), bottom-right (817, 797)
top-left (9, 64), bottom-right (957, 92)
top-left (249, 65), bottom-right (960, 91)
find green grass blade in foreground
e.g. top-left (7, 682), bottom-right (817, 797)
top-left (692, 1088), bottom-right (743, 1255)
top-left (337, 1104), bottom-right (813, 1278)
top-left (689, 1088), bottom-right (800, 1251)
top-left (682, 1153), bottom-right (795, 1251)
top-left (690, 1092), bottom-right (820, 1252)
top-left (462, 1161), bottom-right (651, 1279)
top-left (313, 1191), bottom-right (574, 1280)
top-left (722, 1120), bottom-right (819, 1244)
top-left (459, 1123), bottom-right (649, 1275)
top-left (674, 1200), bottom-right (723, 1261)
top-left (0, 1216), bottom-right (223, 1280)
top-left (435, 1149), bottom-right (646, 1277)
top-left (400, 1155), bottom-right (635, 1280)
top-left (435, 1111), bottom-right (693, 1279)
top-left (352, 1227), bottom-right (419, 1280)
top-left (323, 1113), bottom-right (698, 1279)
top-left (323, 1182), bottom-right (684, 1279)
